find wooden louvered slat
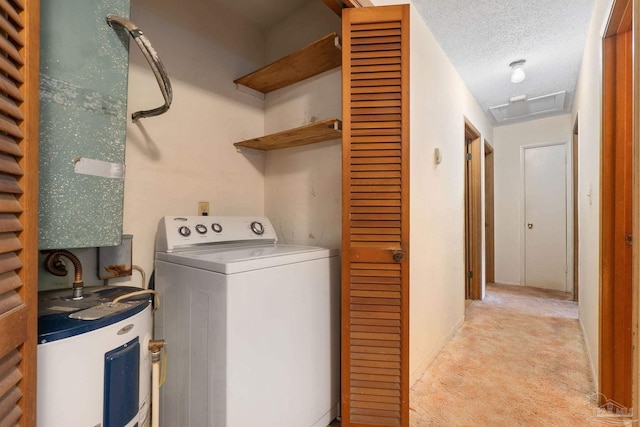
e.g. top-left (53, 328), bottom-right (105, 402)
top-left (352, 148), bottom-right (401, 156)
top-left (0, 115), bottom-right (22, 139)
top-left (352, 393), bottom-right (400, 404)
top-left (0, 350), bottom-right (20, 377)
top-left (351, 36), bottom-right (401, 46)
top-left (343, 5), bottom-right (409, 427)
top-left (0, 174), bottom-right (23, 195)
top-left (0, 34), bottom-right (22, 66)
top-left (0, 194), bottom-right (20, 214)
top-left (0, 93), bottom-right (24, 120)
top-left (0, 272), bottom-right (20, 295)
top-left (0, 405), bottom-right (21, 427)
top-left (0, 233), bottom-right (21, 255)
top-left (353, 60), bottom-right (401, 71)
top-left (352, 28), bottom-right (401, 38)
top-left (0, 305), bottom-right (26, 373)
top-left (352, 181), bottom-right (401, 187)
top-left (353, 114), bottom-right (401, 122)
top-left (352, 398), bottom-right (400, 410)
top-left (0, 14), bottom-right (22, 47)
top-left (353, 92), bottom-right (401, 101)
top-left (0, 253), bottom-right (21, 274)
top-left (349, 21), bottom-right (399, 31)
top-left (0, 365), bottom-right (20, 405)
top-left (0, 1), bottom-right (23, 29)
top-left (0, 291), bottom-right (20, 314)
top-left (0, 154), bottom-right (22, 176)
top-left (9, 0), bottom-right (23, 10)
top-left (352, 280), bottom-right (401, 289)
top-left (352, 42), bottom-right (401, 52)
top-left (0, 214), bottom-right (21, 234)
top-left (0, 54), bottom-right (23, 85)
top-left (352, 71), bottom-right (400, 80)
top-left (352, 85), bottom-right (401, 93)
top-left (0, 135), bottom-right (21, 158)
top-left (0, 385), bottom-right (22, 422)
top-left (0, 93), bottom-right (23, 122)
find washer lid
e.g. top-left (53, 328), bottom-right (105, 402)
top-left (155, 243), bottom-right (337, 274)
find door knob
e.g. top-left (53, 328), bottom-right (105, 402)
top-left (393, 250), bottom-right (405, 262)
top-left (527, 223), bottom-right (533, 229)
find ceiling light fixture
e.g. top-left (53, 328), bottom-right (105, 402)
top-left (510, 59), bottom-right (526, 83)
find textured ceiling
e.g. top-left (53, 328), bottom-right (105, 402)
top-left (213, 0), bottom-right (596, 126)
top-left (412, 0), bottom-right (596, 125)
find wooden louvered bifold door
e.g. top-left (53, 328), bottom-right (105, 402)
top-left (342, 5), bottom-right (409, 427)
top-left (0, 0), bottom-right (38, 425)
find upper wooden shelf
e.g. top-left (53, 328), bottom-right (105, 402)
top-left (234, 118), bottom-right (342, 151)
top-left (234, 33), bottom-right (342, 94)
top-left (322, 0), bottom-right (375, 16)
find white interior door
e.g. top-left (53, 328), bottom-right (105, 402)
top-left (524, 144), bottom-right (567, 291)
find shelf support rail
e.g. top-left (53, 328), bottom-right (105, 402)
top-left (106, 14), bottom-right (173, 122)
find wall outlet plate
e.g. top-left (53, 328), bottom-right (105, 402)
top-left (198, 201), bottom-right (209, 216)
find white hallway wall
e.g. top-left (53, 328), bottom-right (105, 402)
top-left (571, 0), bottom-right (616, 388)
top-left (493, 115), bottom-right (573, 287)
top-left (373, 1), bottom-right (493, 383)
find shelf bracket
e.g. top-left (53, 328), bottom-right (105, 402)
top-left (235, 83), bottom-right (266, 100)
top-left (334, 35), bottom-right (342, 50)
top-left (235, 146), bottom-right (265, 157)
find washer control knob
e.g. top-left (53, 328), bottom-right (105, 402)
top-left (211, 223), bottom-right (223, 233)
top-left (250, 221), bottom-right (265, 235)
top-left (178, 226), bottom-right (191, 237)
top-left (195, 224), bottom-right (207, 235)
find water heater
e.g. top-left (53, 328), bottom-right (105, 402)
top-left (37, 286), bottom-right (153, 427)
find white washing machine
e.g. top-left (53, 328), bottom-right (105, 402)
top-left (154, 216), bottom-right (340, 427)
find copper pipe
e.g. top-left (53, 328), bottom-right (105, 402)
top-left (43, 249), bottom-right (84, 299)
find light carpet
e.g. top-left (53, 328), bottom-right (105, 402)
top-left (410, 283), bottom-right (597, 426)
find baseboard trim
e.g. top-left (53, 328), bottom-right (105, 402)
top-left (410, 316), bottom-right (465, 387)
top-left (493, 279), bottom-right (522, 286)
top-left (579, 317), bottom-right (598, 391)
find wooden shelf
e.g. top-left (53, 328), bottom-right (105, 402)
top-left (322, 0), bottom-right (375, 16)
top-left (234, 118), bottom-right (342, 151)
top-left (234, 33), bottom-right (342, 94)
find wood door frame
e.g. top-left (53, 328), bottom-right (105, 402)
top-left (519, 141), bottom-right (569, 289)
top-left (484, 140), bottom-right (495, 285)
top-left (20, 1), bottom-right (40, 420)
top-left (634, 0), bottom-right (640, 414)
top-left (464, 119), bottom-right (482, 300)
top-left (600, 0), bottom-right (636, 410)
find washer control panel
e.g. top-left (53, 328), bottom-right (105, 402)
top-left (156, 216), bottom-right (278, 252)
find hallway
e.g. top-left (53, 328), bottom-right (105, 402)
top-left (410, 284), bottom-right (595, 426)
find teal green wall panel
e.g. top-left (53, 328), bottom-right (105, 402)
top-left (39, 0), bottom-right (130, 249)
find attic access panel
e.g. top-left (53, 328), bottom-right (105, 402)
top-left (489, 91), bottom-right (567, 124)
